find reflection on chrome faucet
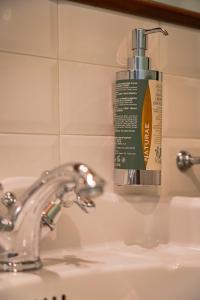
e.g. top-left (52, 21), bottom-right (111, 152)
top-left (0, 163), bottom-right (105, 272)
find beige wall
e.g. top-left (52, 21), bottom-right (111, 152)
top-left (0, 0), bottom-right (199, 197)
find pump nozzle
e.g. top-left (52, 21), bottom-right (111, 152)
top-left (144, 27), bottom-right (168, 36)
top-left (132, 27), bottom-right (168, 53)
top-left (129, 27), bottom-right (168, 71)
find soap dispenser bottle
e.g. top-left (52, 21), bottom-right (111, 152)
top-left (114, 27), bottom-right (168, 186)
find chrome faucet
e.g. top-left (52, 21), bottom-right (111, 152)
top-left (0, 163), bottom-right (105, 272)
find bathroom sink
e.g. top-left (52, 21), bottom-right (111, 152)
top-left (1, 243), bottom-right (200, 300)
top-left (0, 180), bottom-right (200, 300)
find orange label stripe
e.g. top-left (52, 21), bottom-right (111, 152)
top-left (142, 84), bottom-right (152, 168)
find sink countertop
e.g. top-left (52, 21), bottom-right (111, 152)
top-left (0, 242), bottom-right (200, 287)
top-left (1, 242), bottom-right (200, 300)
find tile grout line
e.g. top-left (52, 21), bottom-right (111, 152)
top-left (1, 133), bottom-right (200, 141)
top-left (163, 71), bottom-right (200, 81)
top-left (0, 132), bottom-right (59, 136)
top-left (1, 47), bottom-right (199, 80)
top-left (162, 136), bottom-right (200, 141)
top-left (58, 57), bottom-right (126, 70)
top-left (0, 49), bottom-right (124, 70)
top-left (57, 0), bottom-right (62, 165)
top-left (0, 133), bottom-right (198, 143)
top-left (0, 132), bottom-right (115, 138)
top-left (59, 134), bottom-right (114, 138)
top-left (0, 49), bottom-right (57, 61)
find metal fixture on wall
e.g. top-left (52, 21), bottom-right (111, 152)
top-left (176, 150), bottom-right (200, 171)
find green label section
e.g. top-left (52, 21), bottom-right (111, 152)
top-left (114, 79), bottom-right (148, 170)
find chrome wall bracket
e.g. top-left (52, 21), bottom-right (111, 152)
top-left (176, 150), bottom-right (200, 171)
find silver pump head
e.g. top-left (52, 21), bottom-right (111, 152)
top-left (128, 27), bottom-right (168, 71)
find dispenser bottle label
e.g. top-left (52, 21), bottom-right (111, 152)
top-left (114, 79), bottom-right (162, 170)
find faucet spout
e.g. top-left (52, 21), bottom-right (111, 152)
top-left (0, 163), bottom-right (105, 272)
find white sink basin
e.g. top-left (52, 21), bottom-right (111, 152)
top-left (0, 181), bottom-right (200, 300)
top-left (1, 243), bottom-right (200, 300)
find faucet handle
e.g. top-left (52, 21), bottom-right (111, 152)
top-left (41, 213), bottom-right (54, 231)
top-left (1, 192), bottom-right (16, 208)
top-left (0, 216), bottom-right (13, 231)
top-left (56, 182), bottom-right (76, 208)
top-left (41, 198), bottom-right (63, 231)
top-left (56, 182), bottom-right (96, 213)
top-left (74, 194), bottom-right (95, 214)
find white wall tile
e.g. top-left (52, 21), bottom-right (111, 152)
top-left (0, 52), bottom-right (59, 134)
top-left (163, 74), bottom-right (200, 138)
top-left (0, 0), bottom-right (199, 202)
top-left (58, 1), bottom-right (159, 68)
top-left (160, 23), bottom-right (200, 78)
top-left (60, 60), bottom-right (115, 135)
top-left (0, 0), bottom-right (58, 58)
top-left (161, 138), bottom-right (200, 197)
top-left (0, 134), bottom-right (59, 179)
top-left (60, 135), bottom-right (114, 191)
